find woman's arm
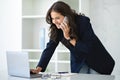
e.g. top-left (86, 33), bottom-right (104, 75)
top-left (37, 40), bottom-right (59, 72)
top-left (31, 40), bottom-right (59, 74)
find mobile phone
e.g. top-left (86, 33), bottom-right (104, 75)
top-left (63, 16), bottom-right (69, 24)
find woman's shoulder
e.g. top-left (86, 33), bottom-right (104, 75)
top-left (75, 13), bottom-right (92, 31)
top-left (75, 13), bottom-right (90, 22)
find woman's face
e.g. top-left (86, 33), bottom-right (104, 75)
top-left (51, 11), bottom-right (64, 29)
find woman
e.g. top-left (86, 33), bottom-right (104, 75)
top-left (31, 1), bottom-right (115, 74)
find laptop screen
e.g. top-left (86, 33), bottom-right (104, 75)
top-left (6, 51), bottom-right (30, 78)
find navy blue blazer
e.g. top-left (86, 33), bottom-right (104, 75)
top-left (37, 15), bottom-right (115, 74)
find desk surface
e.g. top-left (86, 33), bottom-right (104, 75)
top-left (0, 72), bottom-right (119, 80)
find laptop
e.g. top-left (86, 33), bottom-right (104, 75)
top-left (6, 51), bottom-right (42, 78)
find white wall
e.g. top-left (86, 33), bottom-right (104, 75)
top-left (81, 0), bottom-right (90, 17)
top-left (89, 0), bottom-right (120, 75)
top-left (0, 0), bottom-right (21, 73)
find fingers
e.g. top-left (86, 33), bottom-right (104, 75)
top-left (60, 22), bottom-right (69, 32)
top-left (59, 22), bottom-right (70, 39)
top-left (30, 67), bottom-right (42, 74)
top-left (30, 69), bottom-right (39, 74)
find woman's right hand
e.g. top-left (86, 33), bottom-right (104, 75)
top-left (30, 67), bottom-right (42, 74)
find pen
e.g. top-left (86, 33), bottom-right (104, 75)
top-left (58, 72), bottom-right (68, 74)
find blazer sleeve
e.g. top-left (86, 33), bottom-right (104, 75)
top-left (37, 40), bottom-right (59, 72)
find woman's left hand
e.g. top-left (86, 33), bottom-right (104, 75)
top-left (60, 22), bottom-right (70, 40)
top-left (60, 22), bottom-right (76, 46)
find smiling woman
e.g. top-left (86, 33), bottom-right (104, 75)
top-left (50, 11), bottom-right (72, 43)
top-left (50, 11), bottom-right (64, 29)
top-left (30, 1), bottom-right (115, 74)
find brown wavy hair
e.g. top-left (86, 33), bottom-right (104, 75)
top-left (46, 1), bottom-right (78, 43)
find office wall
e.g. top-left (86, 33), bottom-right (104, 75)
top-left (0, 0), bottom-right (21, 73)
top-left (89, 0), bottom-right (120, 75)
top-left (81, 0), bottom-right (90, 17)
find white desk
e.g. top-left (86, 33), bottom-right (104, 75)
top-left (0, 72), bottom-right (119, 80)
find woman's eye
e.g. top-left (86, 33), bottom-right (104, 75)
top-left (55, 17), bottom-right (60, 19)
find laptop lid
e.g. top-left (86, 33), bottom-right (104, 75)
top-left (6, 51), bottom-right (31, 78)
